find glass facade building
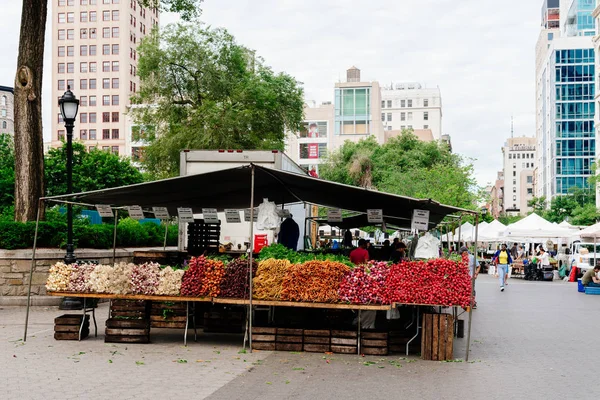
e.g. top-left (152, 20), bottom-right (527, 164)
top-left (554, 48), bottom-right (596, 194)
top-left (334, 87), bottom-right (372, 135)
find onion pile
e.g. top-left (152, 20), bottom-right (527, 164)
top-left (156, 267), bottom-right (185, 296)
top-left (220, 258), bottom-right (257, 299)
top-left (67, 263), bottom-right (96, 292)
top-left (46, 262), bottom-right (75, 292)
top-left (339, 261), bottom-right (390, 304)
top-left (130, 262), bottom-right (161, 295)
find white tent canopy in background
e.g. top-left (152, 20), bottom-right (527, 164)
top-left (559, 220), bottom-right (574, 228)
top-left (576, 222), bottom-right (600, 239)
top-left (441, 221), bottom-right (479, 242)
top-left (503, 213), bottom-right (573, 240)
top-left (478, 219), bottom-right (507, 242)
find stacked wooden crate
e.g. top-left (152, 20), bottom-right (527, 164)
top-left (54, 314), bottom-right (89, 340)
top-left (105, 300), bottom-right (150, 343)
top-left (150, 301), bottom-right (187, 329)
top-left (252, 327), bottom-right (276, 351)
top-left (303, 329), bottom-right (331, 353)
top-left (360, 331), bottom-right (388, 356)
top-left (276, 328), bottom-right (303, 351)
top-left (421, 313), bottom-right (453, 361)
top-left (331, 330), bottom-right (358, 354)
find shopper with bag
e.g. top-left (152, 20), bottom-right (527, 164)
top-left (492, 244), bottom-right (513, 292)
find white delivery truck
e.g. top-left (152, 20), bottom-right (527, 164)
top-left (178, 150), bottom-right (310, 252)
top-left (567, 241), bottom-right (600, 273)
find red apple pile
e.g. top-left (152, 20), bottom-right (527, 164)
top-left (180, 256), bottom-right (208, 296)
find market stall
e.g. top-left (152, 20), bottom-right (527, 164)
top-left (24, 164), bottom-right (478, 359)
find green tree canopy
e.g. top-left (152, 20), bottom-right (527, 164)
top-left (45, 142), bottom-right (144, 197)
top-left (319, 132), bottom-right (480, 210)
top-left (131, 23), bottom-right (305, 178)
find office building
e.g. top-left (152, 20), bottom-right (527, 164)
top-left (50, 0), bottom-right (158, 156)
top-left (380, 83), bottom-right (442, 140)
top-left (535, 0), bottom-right (596, 201)
top-left (0, 86), bottom-right (14, 136)
top-left (592, 0), bottom-right (600, 207)
top-left (502, 137), bottom-right (536, 216)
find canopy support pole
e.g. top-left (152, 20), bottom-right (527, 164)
top-left (458, 215), bottom-right (462, 249)
top-left (24, 199), bottom-right (43, 342)
top-left (247, 165), bottom-right (256, 353)
top-left (163, 219), bottom-right (169, 251)
top-left (465, 213), bottom-right (479, 362)
top-left (112, 209), bottom-right (118, 266)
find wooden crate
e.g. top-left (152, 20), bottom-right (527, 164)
top-left (251, 326), bottom-right (276, 350)
top-left (276, 327), bottom-right (303, 351)
top-left (304, 329), bottom-right (331, 352)
top-left (54, 314), bottom-right (89, 341)
top-left (331, 330), bottom-right (357, 354)
top-left (361, 331), bottom-right (388, 356)
top-left (110, 299), bottom-right (149, 319)
top-left (421, 314), bottom-right (453, 361)
top-left (105, 318), bottom-right (150, 344)
top-left (151, 301), bottom-right (187, 329)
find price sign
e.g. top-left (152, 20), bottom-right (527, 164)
top-left (128, 205), bottom-right (145, 220)
top-left (177, 207), bottom-right (195, 223)
top-left (202, 208), bottom-right (219, 224)
top-left (152, 207), bottom-right (170, 220)
top-left (327, 209), bottom-right (343, 223)
top-left (244, 208), bottom-right (258, 222)
top-left (95, 204), bottom-right (114, 218)
top-left (411, 209), bottom-right (430, 231)
top-left (367, 209), bottom-right (383, 224)
top-left (225, 209), bottom-right (241, 223)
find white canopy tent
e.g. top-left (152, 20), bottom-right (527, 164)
top-left (503, 213), bottom-right (574, 240)
top-left (477, 219), bottom-right (507, 242)
top-left (559, 220), bottom-right (574, 228)
top-left (441, 221), bottom-right (477, 242)
top-left (576, 222), bottom-right (600, 239)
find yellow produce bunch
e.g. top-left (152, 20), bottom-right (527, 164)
top-left (253, 258), bottom-right (292, 300)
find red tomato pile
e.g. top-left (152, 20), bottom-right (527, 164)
top-left (382, 259), bottom-right (472, 307)
top-left (338, 261), bottom-right (390, 304)
top-left (200, 259), bottom-right (226, 297)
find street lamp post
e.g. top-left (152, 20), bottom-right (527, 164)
top-left (58, 87), bottom-right (80, 311)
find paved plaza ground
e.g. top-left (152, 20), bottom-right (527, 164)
top-left (1, 275), bottom-right (598, 399)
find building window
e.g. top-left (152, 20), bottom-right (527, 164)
top-left (112, 95), bottom-right (119, 105)
top-left (111, 146), bottom-right (119, 155)
top-left (80, 45), bottom-right (87, 56)
top-left (112, 129), bottom-right (119, 139)
top-left (527, 188), bottom-right (533, 195)
top-left (112, 10), bottom-right (119, 20)
top-left (89, 11), bottom-right (97, 22)
top-left (112, 78), bottom-right (119, 88)
top-left (407, 99), bottom-right (413, 108)
top-left (513, 163), bottom-right (516, 168)
top-left (112, 27), bottom-right (119, 37)
top-left (102, 146), bottom-right (110, 151)
top-left (513, 195), bottom-right (517, 201)
top-left (89, 79), bottom-right (96, 89)
top-left (102, 44), bottom-right (110, 55)
top-left (424, 125), bottom-right (429, 129)
top-left (58, 46), bottom-right (65, 57)
top-left (423, 112), bottom-right (429, 121)
top-left (424, 99), bottom-right (429, 107)
top-left (527, 176), bottom-right (533, 184)
top-left (407, 125), bottom-right (413, 130)
top-left (58, 13), bottom-right (66, 23)
top-left (89, 45), bottom-right (96, 55)
top-left (103, 78), bottom-right (110, 89)
top-left (80, 113), bottom-right (88, 123)
top-left (513, 179), bottom-right (516, 185)
top-left (387, 113), bottom-right (392, 122)
top-left (67, 29), bottom-right (74, 40)
top-left (89, 112), bottom-right (96, 122)
top-left (80, 11), bottom-right (88, 22)
top-left (58, 29), bottom-right (65, 40)
top-left (103, 10), bottom-right (110, 21)
top-left (102, 112), bottom-right (110, 122)
top-left (58, 80), bottom-right (65, 90)
top-left (67, 12), bottom-right (74, 23)
top-left (90, 28), bottom-right (97, 39)
top-left (112, 44), bottom-right (119, 55)
top-left (401, 126), bottom-right (406, 130)
top-left (59, 0), bottom-right (65, 5)
top-left (57, 113), bottom-right (64, 124)
top-left (80, 79), bottom-right (87, 90)
top-left (407, 112), bottom-right (413, 121)
top-left (67, 46), bottom-right (74, 56)
top-left (58, 130), bottom-right (65, 140)
top-left (102, 129), bottom-right (110, 139)
top-left (381, 113), bottom-right (385, 122)
top-left (381, 101), bottom-right (385, 109)
top-left (103, 61), bottom-right (110, 72)
top-left (103, 27), bottom-right (110, 38)
top-left (387, 100), bottom-right (392, 108)
top-left (112, 61), bottom-right (119, 71)
top-left (80, 62), bottom-right (88, 73)
top-left (112, 112), bottom-right (119, 122)
top-left (80, 29), bottom-right (87, 39)
top-left (80, 96), bottom-right (87, 107)
top-left (89, 62), bottom-right (96, 72)
top-left (400, 112), bottom-right (406, 121)
top-left (80, 129), bottom-right (87, 140)
top-left (103, 95), bottom-right (110, 106)
top-left (58, 63), bottom-right (65, 73)
top-left (67, 0), bottom-right (74, 5)
top-left (67, 79), bottom-right (74, 89)
top-left (89, 96), bottom-right (96, 106)
top-left (89, 129), bottom-right (96, 139)
top-left (400, 100), bottom-right (406, 108)
top-left (67, 62), bottom-right (74, 73)
top-left (81, 0), bottom-right (88, 5)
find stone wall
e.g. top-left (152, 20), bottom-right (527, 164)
top-left (0, 249), bottom-right (135, 297)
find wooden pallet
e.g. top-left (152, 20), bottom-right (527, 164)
top-left (105, 318), bottom-right (150, 344)
top-left (360, 331), bottom-right (388, 356)
top-left (252, 327), bottom-right (276, 351)
top-left (421, 314), bottom-right (453, 361)
top-left (54, 314), bottom-right (89, 341)
top-left (303, 329), bottom-right (331, 352)
top-left (331, 330), bottom-right (357, 354)
top-left (276, 328), bottom-right (303, 351)
top-left (150, 301), bottom-right (187, 329)
top-left (110, 299), bottom-right (149, 320)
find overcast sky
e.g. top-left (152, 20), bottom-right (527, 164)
top-left (0, 0), bottom-right (541, 187)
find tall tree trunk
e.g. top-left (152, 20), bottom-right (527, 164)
top-left (14, 0), bottom-right (47, 222)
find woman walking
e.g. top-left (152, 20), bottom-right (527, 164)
top-left (493, 243), bottom-right (513, 292)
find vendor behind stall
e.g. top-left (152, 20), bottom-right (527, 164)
top-left (390, 242), bottom-right (407, 263)
top-left (349, 239), bottom-right (369, 265)
top-left (582, 265), bottom-right (600, 287)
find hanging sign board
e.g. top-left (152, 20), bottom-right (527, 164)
top-left (225, 209), bottom-right (242, 223)
top-left (152, 207), bottom-right (170, 220)
top-left (177, 207), bottom-right (195, 223)
top-left (96, 204), bottom-right (114, 218)
top-left (202, 208), bottom-right (219, 224)
top-left (327, 209), bottom-right (343, 223)
top-left (244, 208), bottom-right (258, 222)
top-left (367, 209), bottom-right (383, 224)
top-left (128, 205), bottom-right (145, 220)
top-left (411, 209), bottom-right (430, 231)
